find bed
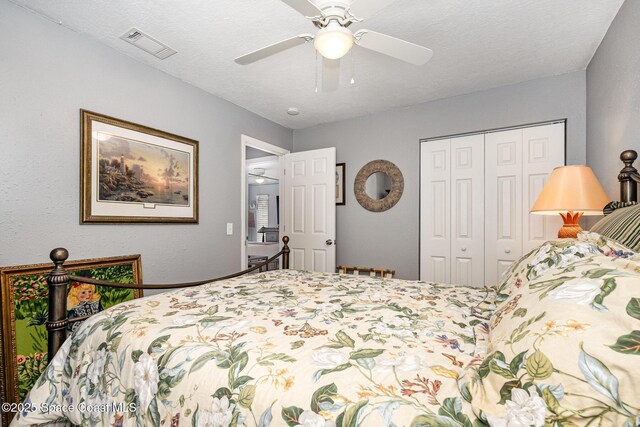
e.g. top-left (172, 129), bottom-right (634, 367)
top-left (9, 151), bottom-right (640, 427)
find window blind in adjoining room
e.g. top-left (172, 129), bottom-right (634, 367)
top-left (256, 194), bottom-right (269, 242)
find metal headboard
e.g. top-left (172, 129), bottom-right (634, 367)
top-left (618, 150), bottom-right (640, 203)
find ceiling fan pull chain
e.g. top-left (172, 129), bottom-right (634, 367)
top-left (350, 50), bottom-right (355, 85)
top-left (314, 50), bottom-right (319, 93)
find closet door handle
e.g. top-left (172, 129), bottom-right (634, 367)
top-left (461, 247), bottom-right (467, 252)
top-left (504, 249), bottom-right (511, 254)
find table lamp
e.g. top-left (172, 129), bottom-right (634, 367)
top-left (530, 165), bottom-right (610, 238)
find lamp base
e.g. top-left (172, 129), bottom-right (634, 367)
top-left (558, 224), bottom-right (583, 238)
top-left (558, 211), bottom-right (584, 238)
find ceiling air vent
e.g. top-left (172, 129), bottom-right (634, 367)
top-left (120, 28), bottom-right (177, 60)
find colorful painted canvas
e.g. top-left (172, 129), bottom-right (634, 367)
top-left (0, 254), bottom-right (142, 425)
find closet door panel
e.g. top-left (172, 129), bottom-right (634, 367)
top-left (522, 123), bottom-right (566, 252)
top-left (450, 135), bottom-right (485, 286)
top-left (485, 129), bottom-right (523, 285)
top-left (420, 140), bottom-right (451, 283)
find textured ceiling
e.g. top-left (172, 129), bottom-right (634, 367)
top-left (12, 0), bottom-right (624, 129)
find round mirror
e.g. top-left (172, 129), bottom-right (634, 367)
top-left (365, 172), bottom-right (392, 200)
top-left (354, 160), bottom-right (404, 212)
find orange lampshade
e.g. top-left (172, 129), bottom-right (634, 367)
top-left (531, 165), bottom-right (610, 216)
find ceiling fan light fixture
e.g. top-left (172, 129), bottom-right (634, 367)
top-left (314, 22), bottom-right (353, 60)
top-left (253, 168), bottom-right (266, 184)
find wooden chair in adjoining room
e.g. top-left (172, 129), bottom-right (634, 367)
top-left (336, 265), bottom-right (396, 278)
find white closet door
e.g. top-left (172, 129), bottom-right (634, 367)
top-left (420, 140), bottom-right (451, 283)
top-left (485, 129), bottom-right (523, 285)
top-left (522, 123), bottom-right (565, 252)
top-left (450, 135), bottom-right (485, 286)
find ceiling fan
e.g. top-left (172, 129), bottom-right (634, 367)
top-left (249, 168), bottom-right (278, 184)
top-left (234, 0), bottom-right (433, 92)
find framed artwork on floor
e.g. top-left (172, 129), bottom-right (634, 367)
top-left (336, 163), bottom-right (346, 206)
top-left (0, 254), bottom-right (143, 424)
top-left (80, 109), bottom-right (199, 223)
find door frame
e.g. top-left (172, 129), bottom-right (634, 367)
top-left (241, 135), bottom-right (290, 270)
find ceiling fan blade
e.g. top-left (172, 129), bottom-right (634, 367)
top-left (355, 30), bottom-right (433, 66)
top-left (248, 173), bottom-right (278, 181)
top-left (235, 34), bottom-right (312, 65)
top-left (280, 0), bottom-right (322, 17)
top-left (348, 0), bottom-right (398, 20)
top-left (322, 57), bottom-right (340, 92)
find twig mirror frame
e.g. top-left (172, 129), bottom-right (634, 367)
top-left (354, 160), bottom-right (404, 212)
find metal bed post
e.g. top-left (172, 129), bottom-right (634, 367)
top-left (618, 150), bottom-right (639, 203)
top-left (46, 248), bottom-right (70, 361)
top-left (282, 235), bottom-right (290, 269)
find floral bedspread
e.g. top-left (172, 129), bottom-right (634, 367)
top-left (17, 235), bottom-right (638, 427)
top-left (11, 270), bottom-right (495, 427)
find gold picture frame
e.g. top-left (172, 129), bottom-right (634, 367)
top-left (0, 255), bottom-right (143, 425)
top-left (336, 163), bottom-right (346, 206)
top-left (81, 109), bottom-right (199, 223)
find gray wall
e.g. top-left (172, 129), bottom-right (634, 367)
top-left (0, 2), bottom-right (292, 284)
top-left (294, 71), bottom-right (587, 279)
top-left (587, 0), bottom-right (640, 200)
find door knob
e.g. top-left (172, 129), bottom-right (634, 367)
top-left (325, 239), bottom-right (334, 246)
top-left (461, 247), bottom-right (467, 252)
top-left (505, 249), bottom-right (511, 254)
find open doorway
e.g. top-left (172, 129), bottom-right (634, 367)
top-left (240, 135), bottom-right (289, 270)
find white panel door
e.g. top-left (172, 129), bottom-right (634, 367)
top-left (450, 135), bottom-right (485, 286)
top-left (522, 123), bottom-right (565, 252)
top-left (283, 148), bottom-right (336, 272)
top-left (420, 140), bottom-right (451, 283)
top-left (485, 129), bottom-right (523, 285)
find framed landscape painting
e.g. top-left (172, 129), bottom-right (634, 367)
top-left (81, 109), bottom-right (199, 223)
top-left (0, 255), bottom-right (142, 424)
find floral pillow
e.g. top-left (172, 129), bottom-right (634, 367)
top-left (495, 239), bottom-right (601, 298)
top-left (460, 240), bottom-right (640, 426)
top-left (578, 231), bottom-right (640, 261)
